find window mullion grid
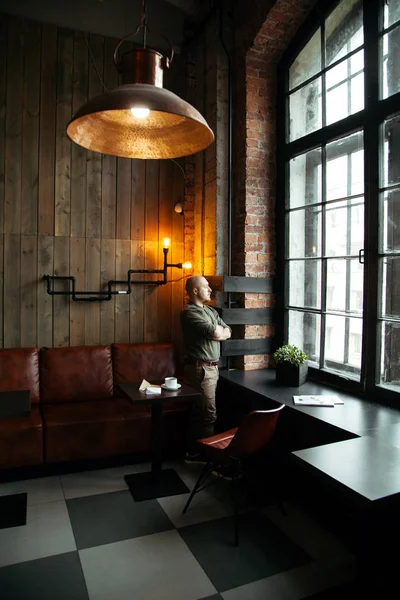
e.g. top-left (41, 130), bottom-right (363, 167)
top-left (361, 0), bottom-right (380, 392)
top-left (321, 20), bottom-right (326, 130)
top-left (318, 20), bottom-right (327, 370)
top-left (320, 143), bottom-right (327, 369)
top-left (344, 152), bottom-right (353, 365)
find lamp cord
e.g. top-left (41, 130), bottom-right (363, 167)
top-left (85, 35), bottom-right (108, 92)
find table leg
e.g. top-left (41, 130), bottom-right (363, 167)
top-left (151, 401), bottom-right (162, 479)
top-left (124, 398), bottom-right (190, 501)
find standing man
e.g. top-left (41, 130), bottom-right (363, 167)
top-left (180, 275), bottom-right (231, 462)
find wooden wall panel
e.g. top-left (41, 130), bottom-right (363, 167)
top-left (37, 235), bottom-right (54, 348)
top-left (38, 23), bottom-right (57, 236)
top-left (71, 32), bottom-right (88, 238)
top-left (115, 239), bottom-right (131, 342)
top-left (69, 237), bottom-right (85, 346)
top-left (144, 161), bottom-right (160, 342)
top-left (55, 28), bottom-right (73, 237)
top-left (157, 161), bottom-right (173, 343)
top-left (53, 236), bottom-right (70, 346)
top-left (116, 158), bottom-right (131, 240)
top-left (85, 237), bottom-right (101, 345)
top-left (130, 160), bottom-right (145, 342)
top-left (5, 17), bottom-right (23, 235)
top-left (86, 34), bottom-right (103, 240)
top-left (22, 20), bottom-right (40, 235)
top-left (0, 235), bottom-right (3, 347)
top-left (100, 238), bottom-right (116, 344)
top-left (171, 167), bottom-right (185, 354)
top-left (101, 36), bottom-right (117, 240)
top-left (0, 15), bottom-right (6, 238)
top-left (4, 235), bottom-right (21, 347)
top-left (0, 13), bottom-right (186, 350)
top-left (21, 234), bottom-right (37, 347)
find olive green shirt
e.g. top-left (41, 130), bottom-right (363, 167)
top-left (180, 302), bottom-right (230, 362)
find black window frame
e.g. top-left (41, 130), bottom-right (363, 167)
top-left (276, 0), bottom-right (400, 405)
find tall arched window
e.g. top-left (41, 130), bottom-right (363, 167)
top-left (278, 0), bottom-right (400, 402)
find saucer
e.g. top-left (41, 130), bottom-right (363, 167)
top-left (161, 383), bottom-right (181, 390)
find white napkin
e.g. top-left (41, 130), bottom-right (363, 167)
top-left (139, 379), bottom-right (151, 392)
top-left (145, 386), bottom-right (162, 395)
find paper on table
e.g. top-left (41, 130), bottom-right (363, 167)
top-left (293, 395), bottom-right (341, 407)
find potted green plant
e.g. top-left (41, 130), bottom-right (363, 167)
top-left (273, 343), bottom-right (309, 387)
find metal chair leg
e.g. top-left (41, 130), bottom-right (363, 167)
top-left (232, 473), bottom-right (240, 547)
top-left (183, 462), bottom-right (211, 514)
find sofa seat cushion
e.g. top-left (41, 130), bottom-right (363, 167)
top-left (40, 345), bottom-right (114, 403)
top-left (0, 406), bottom-right (43, 469)
top-left (112, 343), bottom-right (177, 383)
top-left (41, 397), bottom-right (148, 426)
top-left (42, 398), bottom-right (152, 463)
top-left (0, 348), bottom-right (40, 404)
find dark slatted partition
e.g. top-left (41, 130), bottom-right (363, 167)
top-left (209, 276), bottom-right (275, 359)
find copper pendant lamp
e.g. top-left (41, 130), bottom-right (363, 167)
top-left (66, 1), bottom-right (214, 159)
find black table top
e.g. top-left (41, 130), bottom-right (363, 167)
top-left (293, 436), bottom-right (400, 503)
top-left (0, 390), bottom-right (31, 419)
top-left (219, 369), bottom-right (400, 437)
top-left (220, 368), bottom-right (400, 503)
top-left (118, 380), bottom-right (201, 405)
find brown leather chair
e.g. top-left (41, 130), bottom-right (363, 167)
top-left (183, 404), bottom-right (285, 546)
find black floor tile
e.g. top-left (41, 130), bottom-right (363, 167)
top-left (67, 489), bottom-right (174, 549)
top-left (0, 493), bottom-right (27, 529)
top-left (179, 509), bottom-right (311, 593)
top-left (300, 581), bottom-right (360, 599)
top-left (0, 551), bottom-right (89, 600)
top-left (124, 468), bottom-right (189, 501)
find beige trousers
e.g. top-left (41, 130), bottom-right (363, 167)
top-left (183, 363), bottom-right (219, 452)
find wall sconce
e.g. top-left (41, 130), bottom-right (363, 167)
top-left (43, 238), bottom-right (192, 302)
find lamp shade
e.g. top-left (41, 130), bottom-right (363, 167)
top-left (66, 83), bottom-right (214, 159)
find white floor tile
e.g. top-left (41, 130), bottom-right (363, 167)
top-left (60, 466), bottom-right (138, 499)
top-left (0, 476), bottom-right (64, 505)
top-left (158, 486), bottom-right (232, 528)
top-left (79, 529), bottom-right (217, 600)
top-left (221, 557), bottom-right (355, 600)
top-left (0, 500), bottom-right (76, 567)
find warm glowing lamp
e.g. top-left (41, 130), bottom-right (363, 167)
top-left (66, 2), bottom-right (214, 159)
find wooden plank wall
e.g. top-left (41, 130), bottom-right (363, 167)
top-left (0, 13), bottom-right (185, 349)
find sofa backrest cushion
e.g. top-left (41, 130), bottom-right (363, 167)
top-left (112, 343), bottom-right (177, 383)
top-left (0, 347), bottom-right (40, 404)
top-left (40, 345), bottom-right (113, 403)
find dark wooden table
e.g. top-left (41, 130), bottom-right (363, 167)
top-left (118, 380), bottom-right (201, 501)
top-left (0, 390), bottom-right (31, 419)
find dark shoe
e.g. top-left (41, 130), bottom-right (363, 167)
top-left (184, 453), bottom-right (207, 465)
top-left (211, 467), bottom-right (233, 481)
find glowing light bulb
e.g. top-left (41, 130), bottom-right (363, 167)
top-left (130, 107), bottom-right (150, 119)
top-left (163, 237), bottom-right (171, 249)
top-left (182, 261), bottom-right (192, 270)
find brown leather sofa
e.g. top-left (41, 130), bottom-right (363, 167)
top-left (0, 348), bottom-right (43, 470)
top-left (0, 343), bottom-right (190, 471)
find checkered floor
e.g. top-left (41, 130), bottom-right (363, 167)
top-left (0, 460), bottom-right (355, 600)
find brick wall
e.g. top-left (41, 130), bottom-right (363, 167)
top-left (232, 0), bottom-right (318, 369)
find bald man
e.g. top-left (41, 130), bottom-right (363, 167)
top-left (180, 275), bottom-right (231, 463)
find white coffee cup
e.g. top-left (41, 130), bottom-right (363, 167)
top-left (164, 376), bottom-right (178, 389)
